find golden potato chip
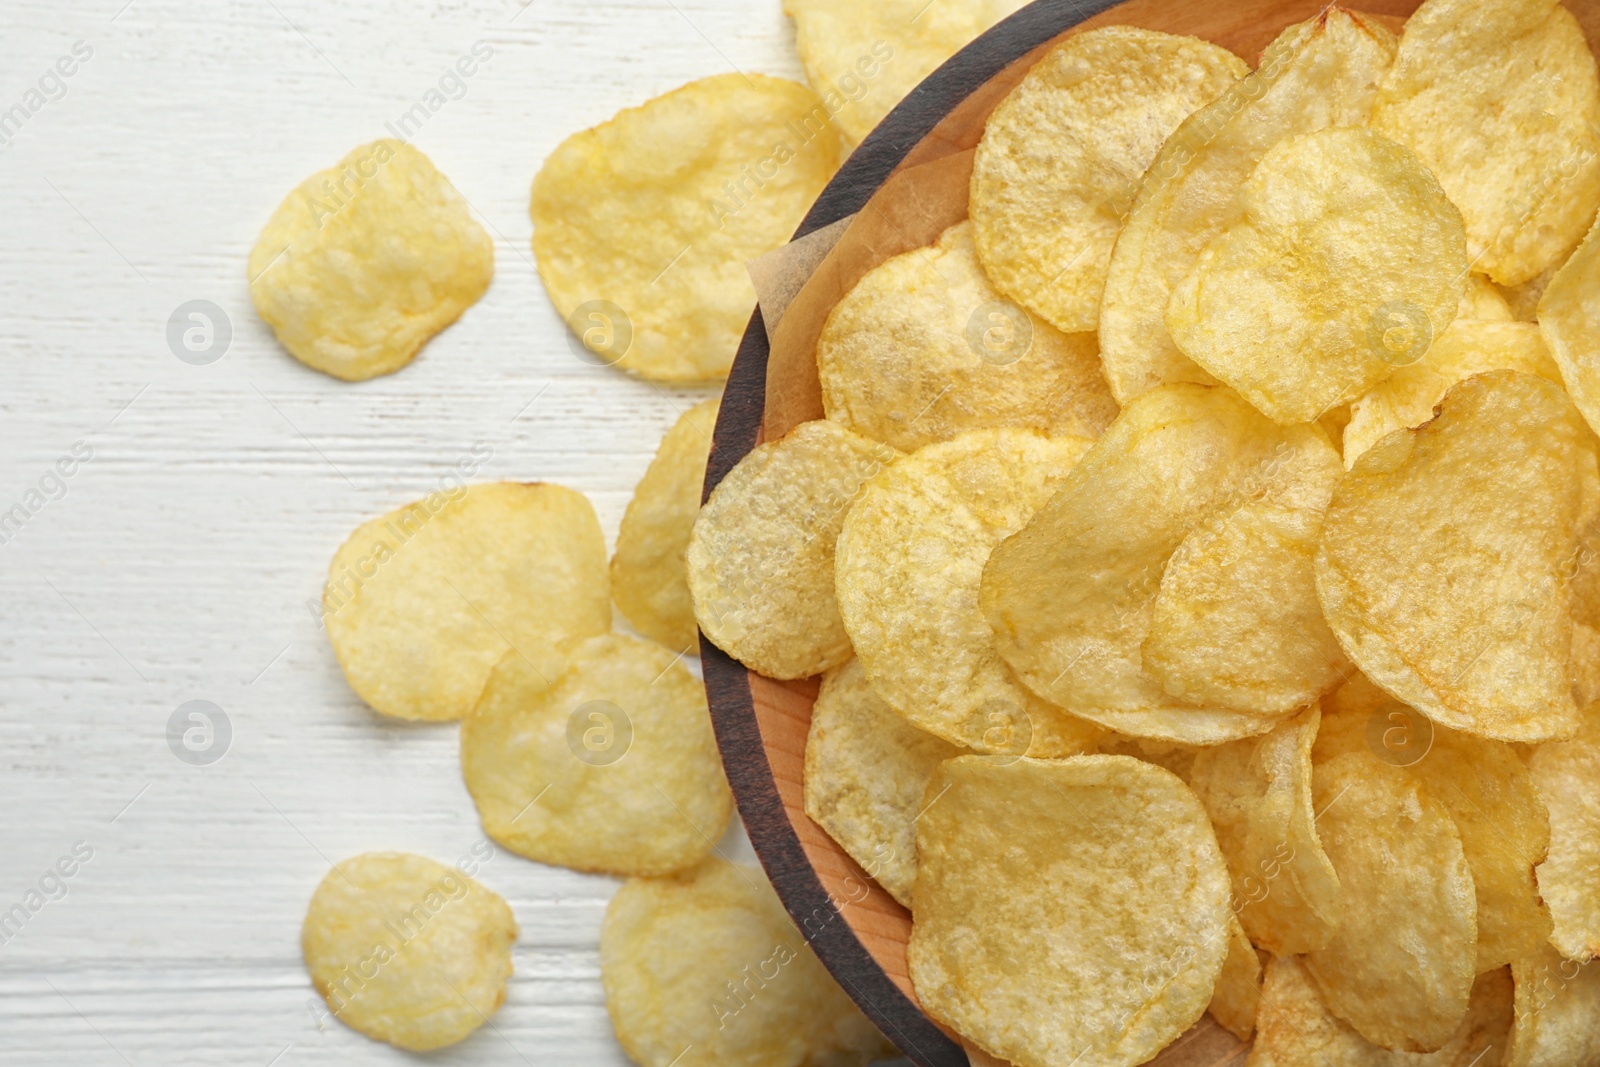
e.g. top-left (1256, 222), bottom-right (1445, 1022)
top-left (1209, 919), bottom-right (1262, 1042)
top-left (1372, 0), bottom-right (1600, 287)
top-left (689, 420), bottom-right (896, 679)
top-left (1317, 371), bottom-right (1600, 742)
top-left (981, 383), bottom-right (1341, 744)
top-left (969, 27), bottom-right (1246, 334)
top-left (1168, 127), bottom-right (1468, 425)
top-left (1189, 707), bottom-right (1342, 956)
top-left (802, 658), bottom-right (961, 906)
top-left (531, 74), bottom-right (838, 381)
top-left (1461, 274), bottom-right (1515, 322)
top-left (1509, 946), bottom-right (1600, 1067)
top-left (1099, 9), bottom-right (1398, 404)
top-left (601, 858), bottom-right (892, 1067)
top-left (1540, 216), bottom-right (1600, 438)
top-left (784, 0), bottom-right (1026, 147)
top-left (324, 482), bottom-right (610, 722)
top-left (1343, 321), bottom-right (1561, 468)
top-left (1252, 954), bottom-right (1512, 1066)
top-left (1094, 734), bottom-right (1198, 782)
top-left (302, 852), bottom-right (516, 1052)
top-left (612, 397), bottom-right (720, 652)
top-left (816, 221), bottom-right (1118, 453)
top-left (909, 755), bottom-right (1232, 1067)
top-left (1305, 750), bottom-right (1478, 1052)
top-left (1531, 703), bottom-right (1600, 962)
top-left (836, 428), bottom-right (1103, 755)
top-left (460, 634), bottom-right (730, 876)
top-left (248, 140), bottom-right (493, 381)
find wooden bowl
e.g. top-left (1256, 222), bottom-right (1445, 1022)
top-left (701, 1), bottom-right (1599, 1063)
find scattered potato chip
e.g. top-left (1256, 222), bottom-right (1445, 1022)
top-left (1509, 946), bottom-right (1600, 1067)
top-left (981, 383), bottom-right (1341, 743)
top-left (1343, 321), bottom-right (1561, 468)
top-left (969, 27), bottom-right (1246, 334)
top-left (531, 74), bottom-right (838, 381)
top-left (1099, 9), bottom-right (1398, 403)
top-left (323, 482), bottom-right (610, 722)
top-left (1167, 127), bottom-right (1468, 425)
top-left (816, 221), bottom-right (1118, 453)
top-left (690, 420), bottom-right (896, 679)
top-left (1531, 703), bottom-right (1600, 963)
top-left (460, 634), bottom-right (730, 876)
top-left (803, 658), bottom-right (961, 906)
top-left (302, 852), bottom-right (517, 1052)
top-left (601, 858), bottom-right (892, 1067)
top-left (1460, 274), bottom-right (1515, 322)
top-left (1372, 0), bottom-right (1600, 287)
top-left (1317, 371), bottom-right (1600, 742)
top-left (1540, 215), bottom-right (1600, 438)
top-left (1252, 954), bottom-right (1512, 1066)
top-left (612, 397), bottom-right (721, 652)
top-left (1189, 707), bottom-right (1342, 956)
top-left (784, 0), bottom-right (1026, 146)
top-left (836, 428), bottom-right (1102, 755)
top-left (1209, 918), bottom-right (1262, 1042)
top-left (909, 755), bottom-right (1232, 1067)
top-left (248, 140), bottom-right (493, 381)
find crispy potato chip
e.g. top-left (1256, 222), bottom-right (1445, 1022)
top-left (302, 852), bottom-right (517, 1052)
top-left (1094, 734), bottom-right (1199, 782)
top-left (460, 634), bottom-right (730, 876)
top-left (690, 420), bottom-right (896, 679)
top-left (784, 0), bottom-right (1026, 147)
top-left (1189, 707), bottom-right (1342, 956)
top-left (1210, 919), bottom-right (1262, 1042)
top-left (1531, 703), bottom-right (1600, 962)
top-left (816, 221), bottom-right (1118, 453)
top-left (1461, 274), bottom-right (1515, 322)
top-left (1317, 371), bottom-right (1600, 742)
top-left (1509, 946), bottom-right (1600, 1067)
top-left (612, 397), bottom-right (720, 652)
top-left (1343, 321), bottom-right (1561, 468)
top-left (1540, 216), bottom-right (1600, 439)
top-left (531, 74), bottom-right (838, 381)
top-left (324, 482), bottom-right (610, 722)
top-left (969, 27), bottom-right (1246, 334)
top-left (909, 755), bottom-right (1233, 1067)
top-left (1167, 127), bottom-right (1468, 425)
top-left (803, 658), bottom-right (961, 906)
top-left (836, 428), bottom-right (1103, 755)
top-left (1252, 955), bottom-right (1513, 1066)
top-left (602, 858), bottom-right (892, 1067)
top-left (1099, 9), bottom-right (1397, 403)
top-left (1305, 750), bottom-right (1478, 1052)
top-left (1372, 0), bottom-right (1600, 287)
top-left (248, 140), bottom-right (492, 381)
top-left (982, 384), bottom-right (1341, 744)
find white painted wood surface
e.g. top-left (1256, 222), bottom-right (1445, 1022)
top-left (0, 2), bottom-right (827, 1063)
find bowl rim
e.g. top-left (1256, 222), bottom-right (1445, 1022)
top-left (700, 2), bottom-right (1126, 1063)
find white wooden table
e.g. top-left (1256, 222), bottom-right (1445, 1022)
top-left (0, 2), bottom-right (823, 1062)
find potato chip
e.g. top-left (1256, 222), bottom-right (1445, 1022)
top-left (1343, 321), bottom-right (1561, 468)
top-left (1461, 274), bottom-right (1515, 322)
top-left (1189, 707), bottom-right (1342, 956)
top-left (1099, 9), bottom-right (1398, 404)
top-left (981, 383), bottom-right (1341, 744)
top-left (612, 397), bottom-right (720, 652)
top-left (1317, 371), bottom-right (1600, 742)
top-left (302, 852), bottom-right (516, 1052)
top-left (909, 755), bottom-right (1233, 1067)
top-left (969, 27), bottom-right (1246, 334)
top-left (1209, 919), bottom-right (1262, 1042)
top-left (248, 140), bottom-right (493, 381)
top-left (1094, 734), bottom-right (1198, 782)
top-left (836, 428), bottom-right (1103, 755)
top-left (601, 858), bottom-right (892, 1067)
top-left (1252, 954), bottom-right (1512, 1066)
top-left (1167, 127), bottom-right (1468, 426)
top-left (816, 221), bottom-right (1118, 453)
top-left (324, 482), bottom-right (610, 722)
top-left (1509, 946), bottom-right (1600, 1067)
top-left (1305, 750), bottom-right (1478, 1052)
top-left (1371, 0), bottom-right (1600, 287)
top-left (531, 74), bottom-right (838, 381)
top-left (803, 658), bottom-right (961, 906)
top-left (690, 420), bottom-right (896, 679)
top-left (784, 0), bottom-right (1026, 147)
top-left (460, 634), bottom-right (730, 876)
top-left (1540, 216), bottom-right (1600, 438)
top-left (1531, 703), bottom-right (1600, 962)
